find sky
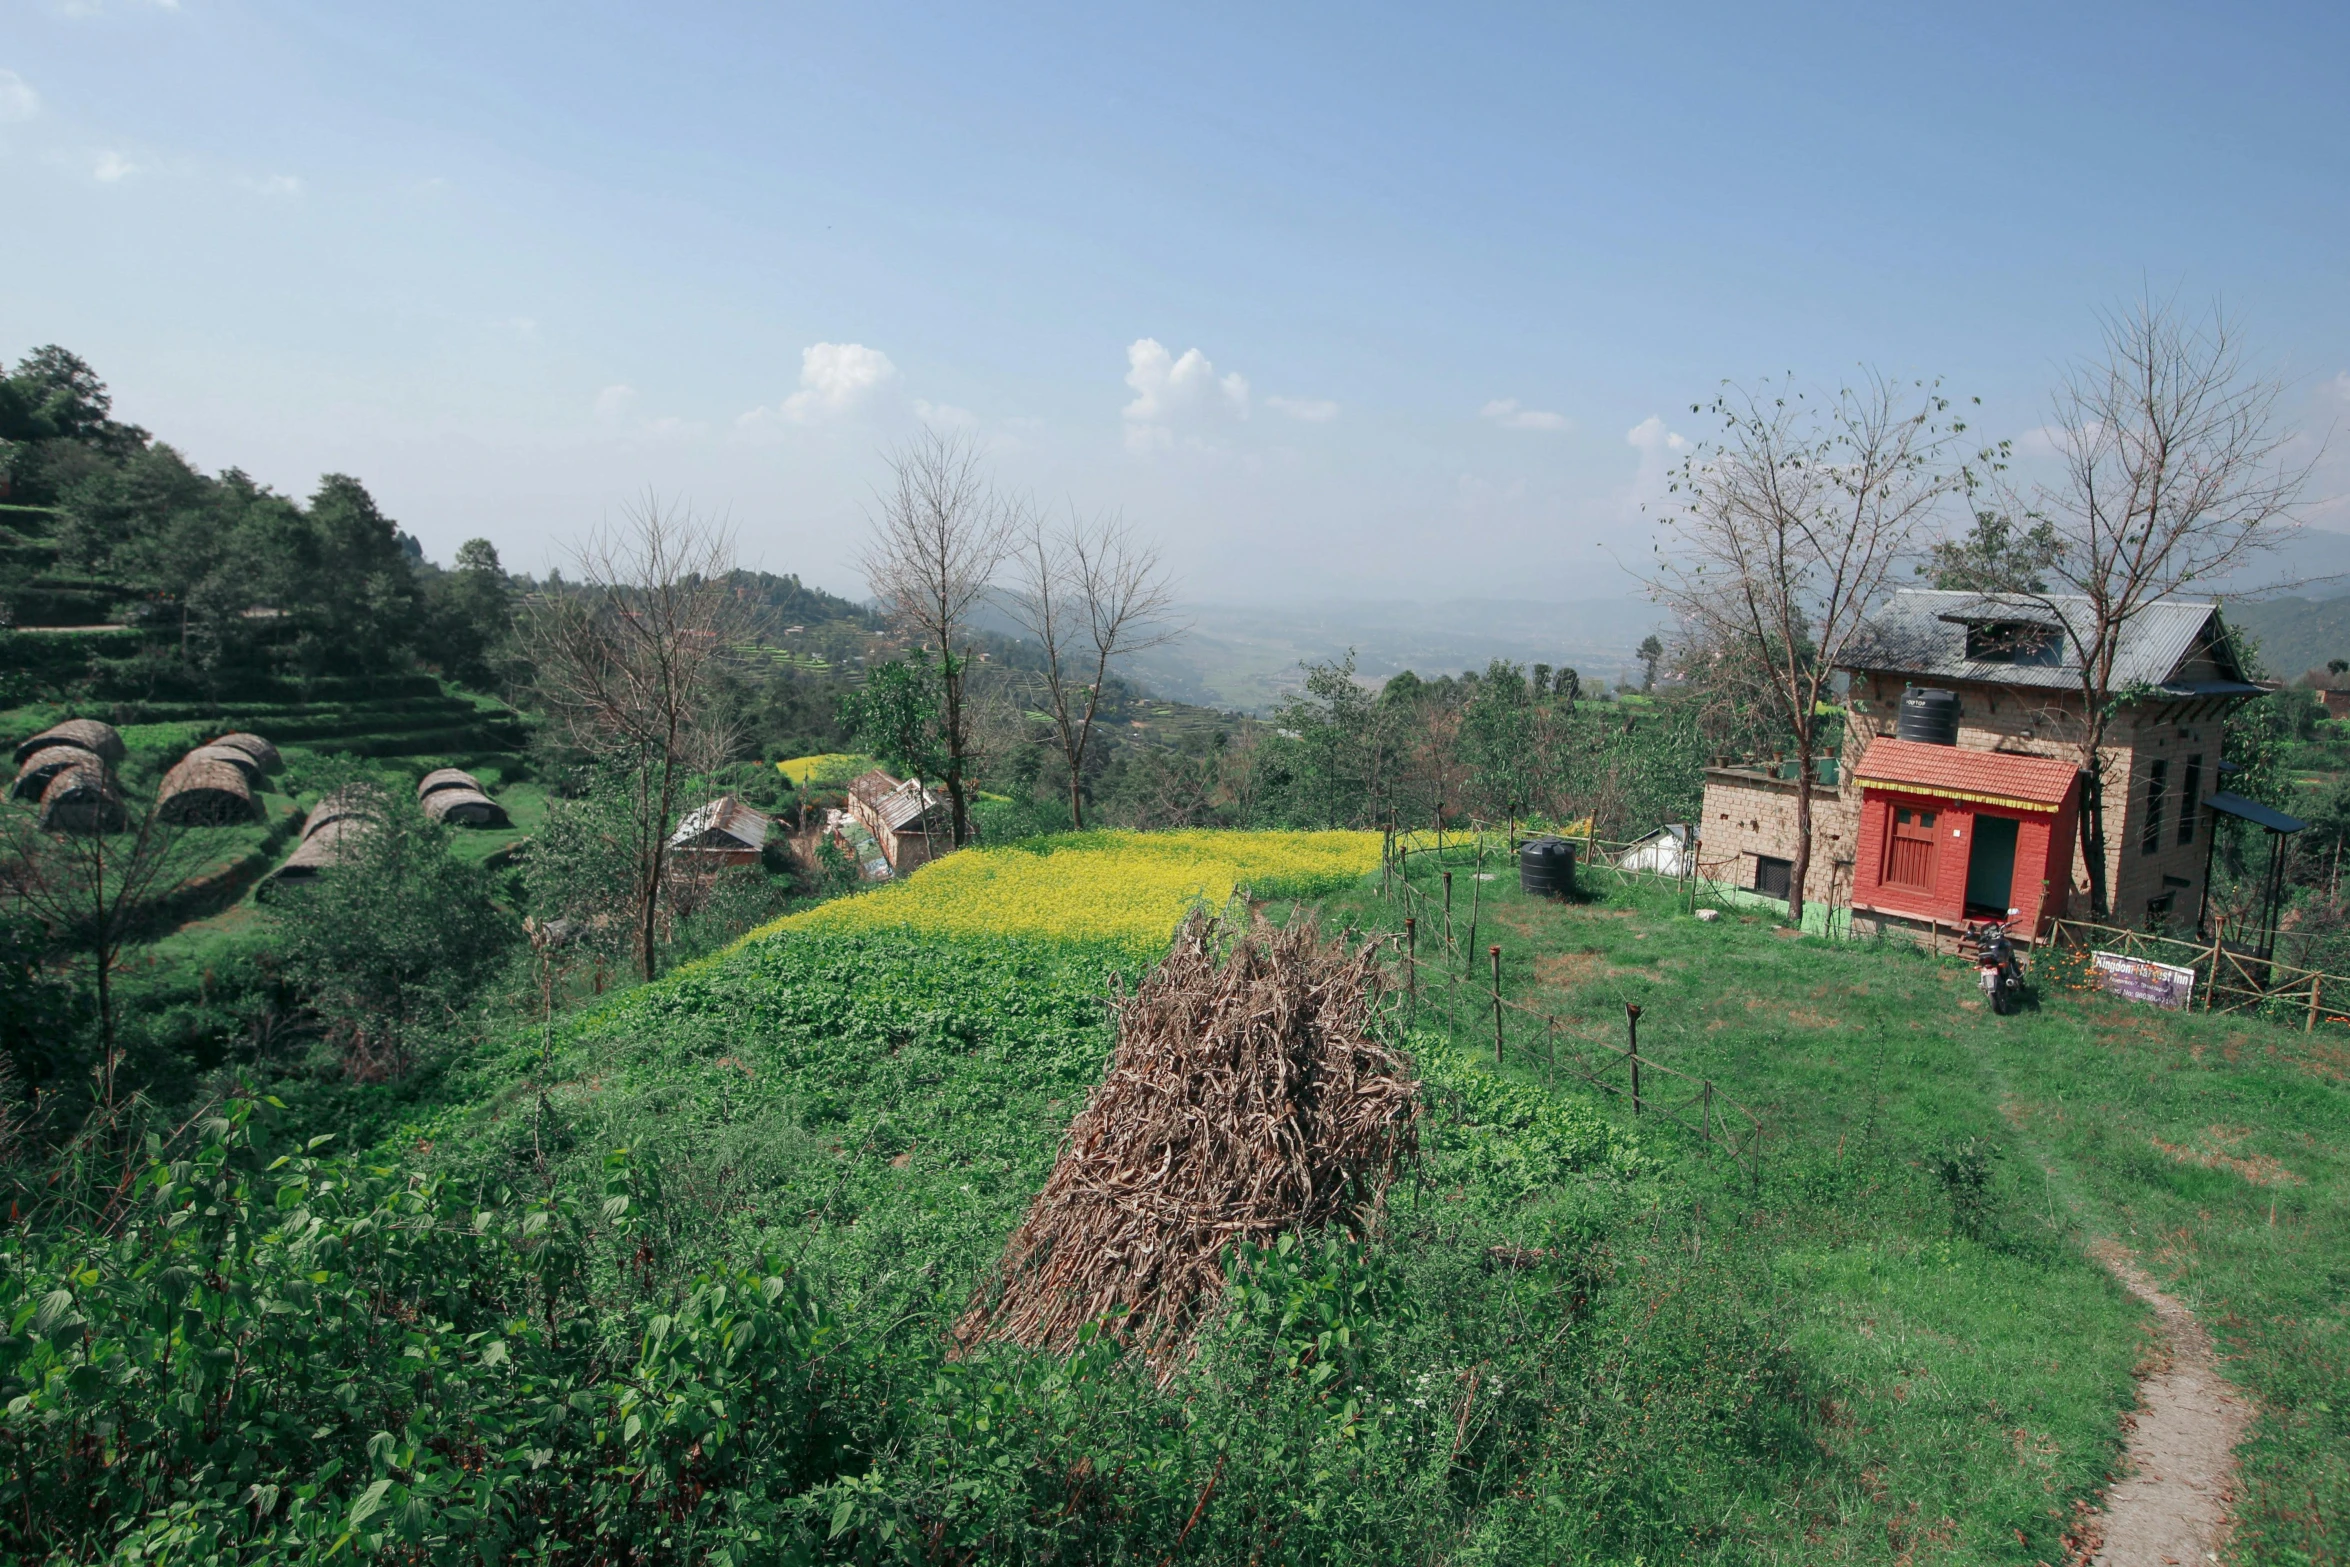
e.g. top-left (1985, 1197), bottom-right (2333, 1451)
top-left (4, 0), bottom-right (2349, 604)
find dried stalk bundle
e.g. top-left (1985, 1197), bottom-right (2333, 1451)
top-left (958, 910), bottom-right (1418, 1372)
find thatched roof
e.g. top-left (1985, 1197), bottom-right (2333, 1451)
top-left (670, 794), bottom-right (769, 852)
top-left (13, 719), bottom-right (126, 768)
top-left (272, 815), bottom-right (367, 882)
top-left (10, 745), bottom-right (86, 802)
top-left (38, 762), bottom-right (127, 834)
top-left (302, 787), bottom-right (379, 841)
top-left (207, 733), bottom-right (282, 773)
top-left (158, 756), bottom-right (260, 826)
top-left (181, 744), bottom-right (264, 784)
top-left (422, 787), bottom-right (509, 827)
top-left (417, 767), bottom-right (480, 801)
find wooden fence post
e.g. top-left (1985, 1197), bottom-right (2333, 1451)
top-left (1443, 871), bottom-right (1454, 955)
top-left (1466, 863), bottom-right (1482, 967)
top-left (1490, 945), bottom-right (1504, 1063)
top-left (1405, 917), bottom-right (1417, 1027)
top-left (1626, 1003), bottom-right (1643, 1115)
top-left (2308, 972), bottom-right (2322, 1034)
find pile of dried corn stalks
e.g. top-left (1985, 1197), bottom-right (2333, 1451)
top-left (957, 911), bottom-right (1419, 1371)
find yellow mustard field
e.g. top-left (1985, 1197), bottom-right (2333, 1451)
top-left (744, 829), bottom-right (1383, 950)
top-left (776, 753), bottom-right (880, 786)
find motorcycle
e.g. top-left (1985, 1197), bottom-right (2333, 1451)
top-left (1967, 913), bottom-right (2026, 1015)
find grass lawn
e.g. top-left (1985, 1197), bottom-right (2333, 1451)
top-left (1311, 851), bottom-right (2350, 1563)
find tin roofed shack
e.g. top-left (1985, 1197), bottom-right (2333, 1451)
top-left (669, 796), bottom-right (772, 867)
top-left (847, 768), bottom-right (950, 873)
top-left (1699, 590), bottom-right (2265, 941)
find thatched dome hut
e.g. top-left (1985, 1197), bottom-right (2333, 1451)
top-left (10, 744), bottom-right (86, 802)
top-left (268, 817), bottom-right (367, 887)
top-left (158, 756), bottom-right (260, 826)
top-left (12, 718), bottom-right (127, 769)
top-left (301, 788), bottom-right (379, 841)
top-left (417, 767), bottom-right (479, 801)
top-left (181, 744), bottom-right (265, 785)
top-left (38, 762), bottom-right (127, 834)
top-left (208, 733), bottom-right (282, 773)
top-left (421, 786), bottom-right (510, 827)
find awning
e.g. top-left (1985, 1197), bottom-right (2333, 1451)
top-left (2203, 791), bottom-right (2306, 834)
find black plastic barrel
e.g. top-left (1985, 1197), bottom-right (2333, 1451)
top-left (1896, 686), bottom-right (1961, 746)
top-left (1519, 836), bottom-right (1577, 898)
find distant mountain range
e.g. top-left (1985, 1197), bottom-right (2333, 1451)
top-left (1120, 597), bottom-right (1671, 712)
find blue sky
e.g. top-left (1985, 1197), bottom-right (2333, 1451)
top-left (4, 1), bottom-right (2347, 601)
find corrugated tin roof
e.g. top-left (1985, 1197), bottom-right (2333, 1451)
top-left (1842, 590), bottom-right (2255, 694)
top-left (671, 794), bottom-right (769, 850)
top-left (849, 768), bottom-right (946, 833)
top-left (1849, 736), bottom-right (2081, 809)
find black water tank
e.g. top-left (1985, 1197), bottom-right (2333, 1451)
top-left (1519, 837), bottom-right (1577, 898)
top-left (1896, 686), bottom-right (1961, 746)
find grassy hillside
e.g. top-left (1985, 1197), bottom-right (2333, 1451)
top-left (19, 830), bottom-right (2346, 1561)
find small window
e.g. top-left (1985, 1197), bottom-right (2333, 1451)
top-left (2178, 755), bottom-right (2201, 845)
top-left (1964, 621), bottom-right (2063, 666)
top-left (2142, 759), bottom-right (2168, 855)
top-left (1753, 855), bottom-right (1793, 900)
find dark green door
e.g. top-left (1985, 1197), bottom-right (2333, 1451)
top-left (1965, 815), bottom-right (2019, 914)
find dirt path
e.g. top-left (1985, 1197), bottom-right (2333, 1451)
top-left (2086, 1240), bottom-right (2252, 1567)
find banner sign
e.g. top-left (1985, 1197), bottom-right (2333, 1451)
top-left (2090, 950), bottom-right (2196, 1010)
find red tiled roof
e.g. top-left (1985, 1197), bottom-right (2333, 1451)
top-left (1848, 737), bottom-right (2080, 812)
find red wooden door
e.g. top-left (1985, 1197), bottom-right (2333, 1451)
top-left (1884, 805), bottom-right (1938, 892)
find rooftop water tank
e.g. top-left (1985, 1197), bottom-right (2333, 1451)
top-left (1896, 686), bottom-right (1961, 746)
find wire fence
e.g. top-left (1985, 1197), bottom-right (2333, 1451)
top-left (1364, 823), bottom-right (1767, 1191)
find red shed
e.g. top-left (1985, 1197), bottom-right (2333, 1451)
top-left (1848, 737), bottom-right (2083, 939)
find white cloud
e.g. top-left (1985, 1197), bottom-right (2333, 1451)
top-left (0, 70), bottom-right (38, 123)
top-left (244, 172), bottom-right (304, 197)
top-left (1123, 338), bottom-right (1250, 452)
top-left (913, 397), bottom-right (978, 430)
top-left (1481, 398), bottom-right (1570, 432)
top-left (91, 149), bottom-right (140, 182)
top-left (776, 341), bottom-right (897, 422)
top-left (1624, 415), bottom-right (1688, 454)
top-left (1266, 395), bottom-right (1339, 423)
top-left (593, 384), bottom-right (638, 422)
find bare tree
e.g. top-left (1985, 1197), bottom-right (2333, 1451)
top-left (1998, 300), bottom-right (2312, 918)
top-left (3, 791), bottom-right (204, 1108)
top-left (859, 430), bottom-right (1013, 846)
top-left (531, 495), bottom-right (742, 981)
top-left (1001, 509), bottom-right (1181, 828)
top-left (1650, 374), bottom-right (1976, 921)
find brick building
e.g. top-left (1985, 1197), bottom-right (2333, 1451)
top-left (1699, 590), bottom-right (2264, 938)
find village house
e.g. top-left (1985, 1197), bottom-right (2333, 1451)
top-left (1699, 590), bottom-right (2266, 940)
top-left (669, 795), bottom-right (772, 866)
top-left (847, 768), bottom-right (951, 872)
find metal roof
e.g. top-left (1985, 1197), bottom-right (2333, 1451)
top-left (850, 768), bottom-right (947, 833)
top-left (1842, 590), bottom-right (2257, 695)
top-left (671, 794), bottom-right (770, 851)
top-left (2203, 791), bottom-right (2306, 835)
